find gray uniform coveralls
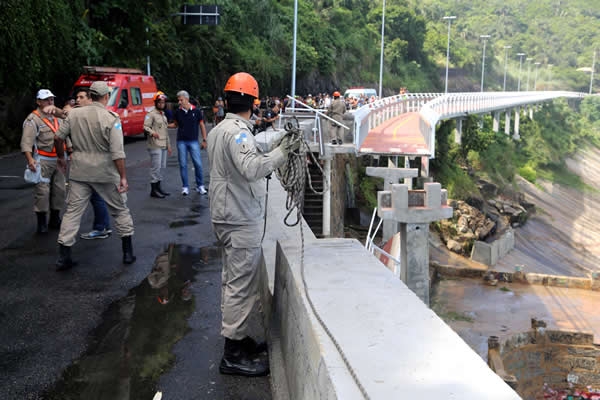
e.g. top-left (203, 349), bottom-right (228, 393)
top-left (56, 102), bottom-right (135, 247)
top-left (327, 97), bottom-right (346, 143)
top-left (144, 107), bottom-right (171, 183)
top-left (207, 113), bottom-right (286, 340)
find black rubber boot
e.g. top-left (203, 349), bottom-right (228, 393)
top-left (241, 336), bottom-right (269, 355)
top-left (219, 338), bottom-right (269, 377)
top-left (156, 181), bottom-right (170, 196)
top-left (150, 182), bottom-right (165, 198)
top-left (122, 236), bottom-right (137, 264)
top-left (48, 209), bottom-right (62, 230)
top-left (36, 212), bottom-right (48, 234)
top-left (56, 244), bottom-right (76, 271)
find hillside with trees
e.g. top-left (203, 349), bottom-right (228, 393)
top-left (0, 0), bottom-right (597, 152)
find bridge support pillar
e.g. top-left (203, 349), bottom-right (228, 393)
top-left (454, 119), bottom-right (463, 144)
top-left (505, 110), bottom-right (511, 135)
top-left (529, 106), bottom-right (534, 120)
top-left (377, 183), bottom-right (453, 305)
top-left (513, 107), bottom-right (521, 140)
top-left (366, 167), bottom-right (419, 243)
top-left (493, 112), bottom-right (500, 132)
top-left (322, 158), bottom-right (331, 237)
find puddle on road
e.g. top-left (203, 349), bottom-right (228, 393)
top-left (169, 220), bottom-right (199, 228)
top-left (190, 204), bottom-right (207, 214)
top-left (43, 244), bottom-right (219, 400)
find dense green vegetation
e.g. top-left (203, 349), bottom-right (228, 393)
top-left (0, 0), bottom-right (597, 154)
top-left (417, 0), bottom-right (600, 92)
top-left (0, 0), bottom-right (438, 152)
top-left (430, 96), bottom-right (600, 200)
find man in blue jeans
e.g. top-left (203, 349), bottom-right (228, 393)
top-left (170, 90), bottom-right (208, 196)
top-left (80, 190), bottom-right (112, 239)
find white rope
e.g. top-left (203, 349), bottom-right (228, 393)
top-left (275, 119), bottom-right (371, 400)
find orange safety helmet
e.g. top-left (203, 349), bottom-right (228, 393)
top-left (333, 91), bottom-right (341, 97)
top-left (153, 91), bottom-right (167, 101)
top-left (224, 72), bottom-right (259, 98)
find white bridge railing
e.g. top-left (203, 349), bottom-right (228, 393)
top-left (353, 93), bottom-right (441, 151)
top-left (419, 91), bottom-right (587, 157)
top-left (353, 91), bottom-right (588, 157)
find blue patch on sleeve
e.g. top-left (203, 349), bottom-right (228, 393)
top-left (235, 132), bottom-right (248, 144)
top-left (114, 122), bottom-right (122, 131)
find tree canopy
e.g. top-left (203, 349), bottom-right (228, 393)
top-left (0, 0), bottom-right (597, 151)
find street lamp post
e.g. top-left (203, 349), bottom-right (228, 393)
top-left (291, 0), bottom-right (298, 107)
top-left (534, 62), bottom-right (541, 90)
top-left (503, 45), bottom-right (512, 91)
top-left (378, 0), bottom-right (386, 99)
top-left (517, 53), bottom-right (526, 91)
top-left (480, 35), bottom-right (491, 92)
top-left (526, 58), bottom-right (533, 91)
top-left (443, 16), bottom-right (457, 94)
top-left (591, 49), bottom-right (597, 95)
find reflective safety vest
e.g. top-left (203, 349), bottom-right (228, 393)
top-left (32, 110), bottom-right (61, 157)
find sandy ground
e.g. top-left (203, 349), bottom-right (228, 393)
top-left (429, 146), bottom-right (600, 360)
top-left (431, 146), bottom-right (600, 277)
top-left (432, 278), bottom-right (600, 359)
top-left (496, 147), bottom-right (600, 276)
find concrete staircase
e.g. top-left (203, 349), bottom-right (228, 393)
top-left (302, 156), bottom-right (324, 238)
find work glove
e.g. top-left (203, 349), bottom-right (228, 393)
top-left (278, 135), bottom-right (301, 157)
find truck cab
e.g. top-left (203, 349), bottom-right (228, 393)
top-left (72, 66), bottom-right (158, 136)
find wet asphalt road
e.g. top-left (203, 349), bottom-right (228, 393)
top-left (0, 128), bottom-right (271, 399)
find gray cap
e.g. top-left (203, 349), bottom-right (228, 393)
top-left (90, 81), bottom-right (110, 96)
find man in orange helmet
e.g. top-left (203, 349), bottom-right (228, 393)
top-left (207, 72), bottom-right (299, 377)
top-left (327, 90), bottom-right (346, 145)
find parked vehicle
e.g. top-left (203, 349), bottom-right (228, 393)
top-left (343, 87), bottom-right (377, 100)
top-left (72, 66), bottom-right (158, 136)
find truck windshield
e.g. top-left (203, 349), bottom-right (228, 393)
top-left (107, 87), bottom-right (119, 107)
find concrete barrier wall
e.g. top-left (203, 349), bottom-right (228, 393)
top-left (261, 181), bottom-right (521, 399)
top-left (433, 263), bottom-right (600, 291)
top-left (471, 229), bottom-right (515, 266)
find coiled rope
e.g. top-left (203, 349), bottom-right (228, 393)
top-left (274, 119), bottom-right (371, 400)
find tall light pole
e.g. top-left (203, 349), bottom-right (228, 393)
top-left (480, 35), bottom-right (491, 92)
top-left (591, 49), bottom-right (597, 95)
top-left (534, 62), bottom-right (541, 90)
top-left (378, 0), bottom-right (386, 99)
top-left (291, 0), bottom-right (298, 107)
top-left (443, 16), bottom-right (456, 94)
top-left (503, 45), bottom-right (512, 91)
top-left (517, 53), bottom-right (526, 91)
top-left (526, 58), bottom-right (533, 91)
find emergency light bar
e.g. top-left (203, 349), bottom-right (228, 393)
top-left (83, 66), bottom-right (144, 75)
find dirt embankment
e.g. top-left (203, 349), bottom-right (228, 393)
top-left (433, 146), bottom-right (600, 277)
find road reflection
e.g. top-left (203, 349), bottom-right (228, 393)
top-left (43, 244), bottom-right (216, 400)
